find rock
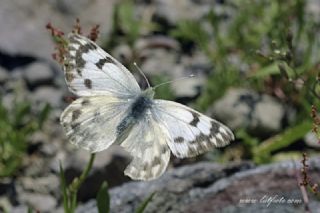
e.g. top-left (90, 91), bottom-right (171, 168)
top-left (171, 65), bottom-right (205, 98)
top-left (0, 66), bottom-right (9, 83)
top-left (11, 206), bottom-right (29, 213)
top-left (135, 36), bottom-right (180, 52)
top-left (307, 0), bottom-right (320, 20)
top-left (32, 86), bottom-right (63, 107)
top-left (171, 51), bottom-right (211, 98)
top-left (141, 48), bottom-right (178, 76)
top-left (209, 88), bottom-right (290, 136)
top-left (77, 158), bottom-right (320, 213)
top-left (111, 44), bottom-right (133, 66)
top-left (140, 48), bottom-right (207, 98)
top-left (304, 131), bottom-right (320, 148)
top-left (0, 0), bottom-right (116, 60)
top-left (64, 145), bottom-right (131, 202)
top-left (23, 62), bottom-right (54, 87)
top-left (153, 0), bottom-right (212, 25)
top-left (0, 178), bottom-right (16, 209)
top-left (18, 192), bottom-right (56, 212)
top-left (19, 175), bottom-right (59, 195)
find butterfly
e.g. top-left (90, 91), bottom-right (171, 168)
top-left (60, 33), bottom-right (235, 181)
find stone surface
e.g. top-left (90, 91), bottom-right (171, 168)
top-left (64, 145), bottom-right (131, 202)
top-left (141, 48), bottom-right (178, 76)
top-left (19, 192), bottom-right (56, 212)
top-left (19, 175), bottom-right (59, 195)
top-left (0, 0), bottom-right (116, 60)
top-left (0, 66), bottom-right (9, 83)
top-left (305, 131), bottom-right (320, 148)
top-left (32, 86), bottom-right (63, 107)
top-left (78, 158), bottom-right (320, 213)
top-left (210, 88), bottom-right (289, 136)
top-left (153, 0), bottom-right (212, 25)
top-left (23, 62), bottom-right (54, 86)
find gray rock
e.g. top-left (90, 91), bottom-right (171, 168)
top-left (135, 36), bottom-right (180, 52)
top-left (19, 175), bottom-right (59, 195)
top-left (111, 44), bottom-right (133, 66)
top-left (11, 206), bottom-right (29, 213)
top-left (171, 51), bottom-right (211, 98)
top-left (141, 48), bottom-right (178, 76)
top-left (23, 62), bottom-right (54, 86)
top-left (304, 131), bottom-right (320, 148)
top-left (0, 0), bottom-right (116, 60)
top-left (32, 86), bottom-right (63, 107)
top-left (19, 192), bottom-right (56, 212)
top-left (171, 65), bottom-right (205, 98)
top-left (210, 88), bottom-right (290, 136)
top-left (77, 158), bottom-right (320, 213)
top-left (64, 146), bottom-right (131, 202)
top-left (153, 0), bottom-right (212, 25)
top-left (0, 66), bottom-right (9, 83)
top-left (140, 48), bottom-right (207, 98)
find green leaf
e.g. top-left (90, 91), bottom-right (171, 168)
top-left (253, 120), bottom-right (313, 164)
top-left (96, 181), bottom-right (110, 213)
top-left (38, 103), bottom-right (51, 128)
top-left (59, 161), bottom-right (69, 212)
top-left (118, 1), bottom-right (140, 45)
top-left (27, 207), bottom-right (34, 213)
top-left (249, 62), bottom-right (280, 79)
top-left (134, 192), bottom-right (156, 213)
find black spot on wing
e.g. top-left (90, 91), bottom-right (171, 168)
top-left (190, 132), bottom-right (208, 144)
top-left (65, 72), bottom-right (75, 82)
top-left (72, 109), bottom-right (81, 121)
top-left (81, 99), bottom-right (90, 106)
top-left (71, 37), bottom-right (98, 76)
top-left (70, 122), bottom-right (81, 132)
top-left (160, 145), bottom-right (167, 154)
top-left (174, 137), bottom-right (184, 143)
top-left (95, 57), bottom-right (114, 69)
top-left (151, 156), bottom-right (161, 166)
top-left (209, 121), bottom-right (220, 137)
top-left (189, 111), bottom-right (200, 127)
top-left (84, 79), bottom-right (92, 89)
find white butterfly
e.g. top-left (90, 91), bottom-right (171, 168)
top-left (60, 34), bottom-right (235, 181)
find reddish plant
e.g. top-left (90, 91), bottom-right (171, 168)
top-left (46, 19), bottom-right (100, 64)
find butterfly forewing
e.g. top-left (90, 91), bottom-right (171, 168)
top-left (64, 33), bottom-right (140, 97)
top-left (153, 100), bottom-right (234, 158)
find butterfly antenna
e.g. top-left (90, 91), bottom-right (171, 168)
top-left (153, 74), bottom-right (195, 89)
top-left (133, 62), bottom-right (151, 88)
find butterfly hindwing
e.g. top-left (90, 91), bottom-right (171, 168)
top-left (153, 100), bottom-right (234, 158)
top-left (60, 96), bottom-right (131, 153)
top-left (120, 115), bottom-right (171, 180)
top-left (64, 33), bottom-right (141, 97)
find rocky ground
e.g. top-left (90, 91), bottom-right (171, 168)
top-left (0, 0), bottom-right (319, 213)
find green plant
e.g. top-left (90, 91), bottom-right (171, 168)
top-left (60, 153), bottom-right (96, 213)
top-left (96, 181), bottom-right (110, 213)
top-left (107, 0), bottom-right (159, 49)
top-left (59, 154), bottom-right (155, 213)
top-left (0, 97), bottom-right (50, 177)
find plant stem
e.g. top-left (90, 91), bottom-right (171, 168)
top-left (69, 153), bottom-right (96, 212)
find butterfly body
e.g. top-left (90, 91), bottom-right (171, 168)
top-left (60, 34), bottom-right (235, 180)
top-left (116, 88), bottom-right (155, 141)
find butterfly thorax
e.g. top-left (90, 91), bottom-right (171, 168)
top-left (115, 88), bottom-right (155, 140)
top-left (130, 91), bottom-right (154, 119)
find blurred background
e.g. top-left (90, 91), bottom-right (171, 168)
top-left (0, 0), bottom-right (320, 212)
